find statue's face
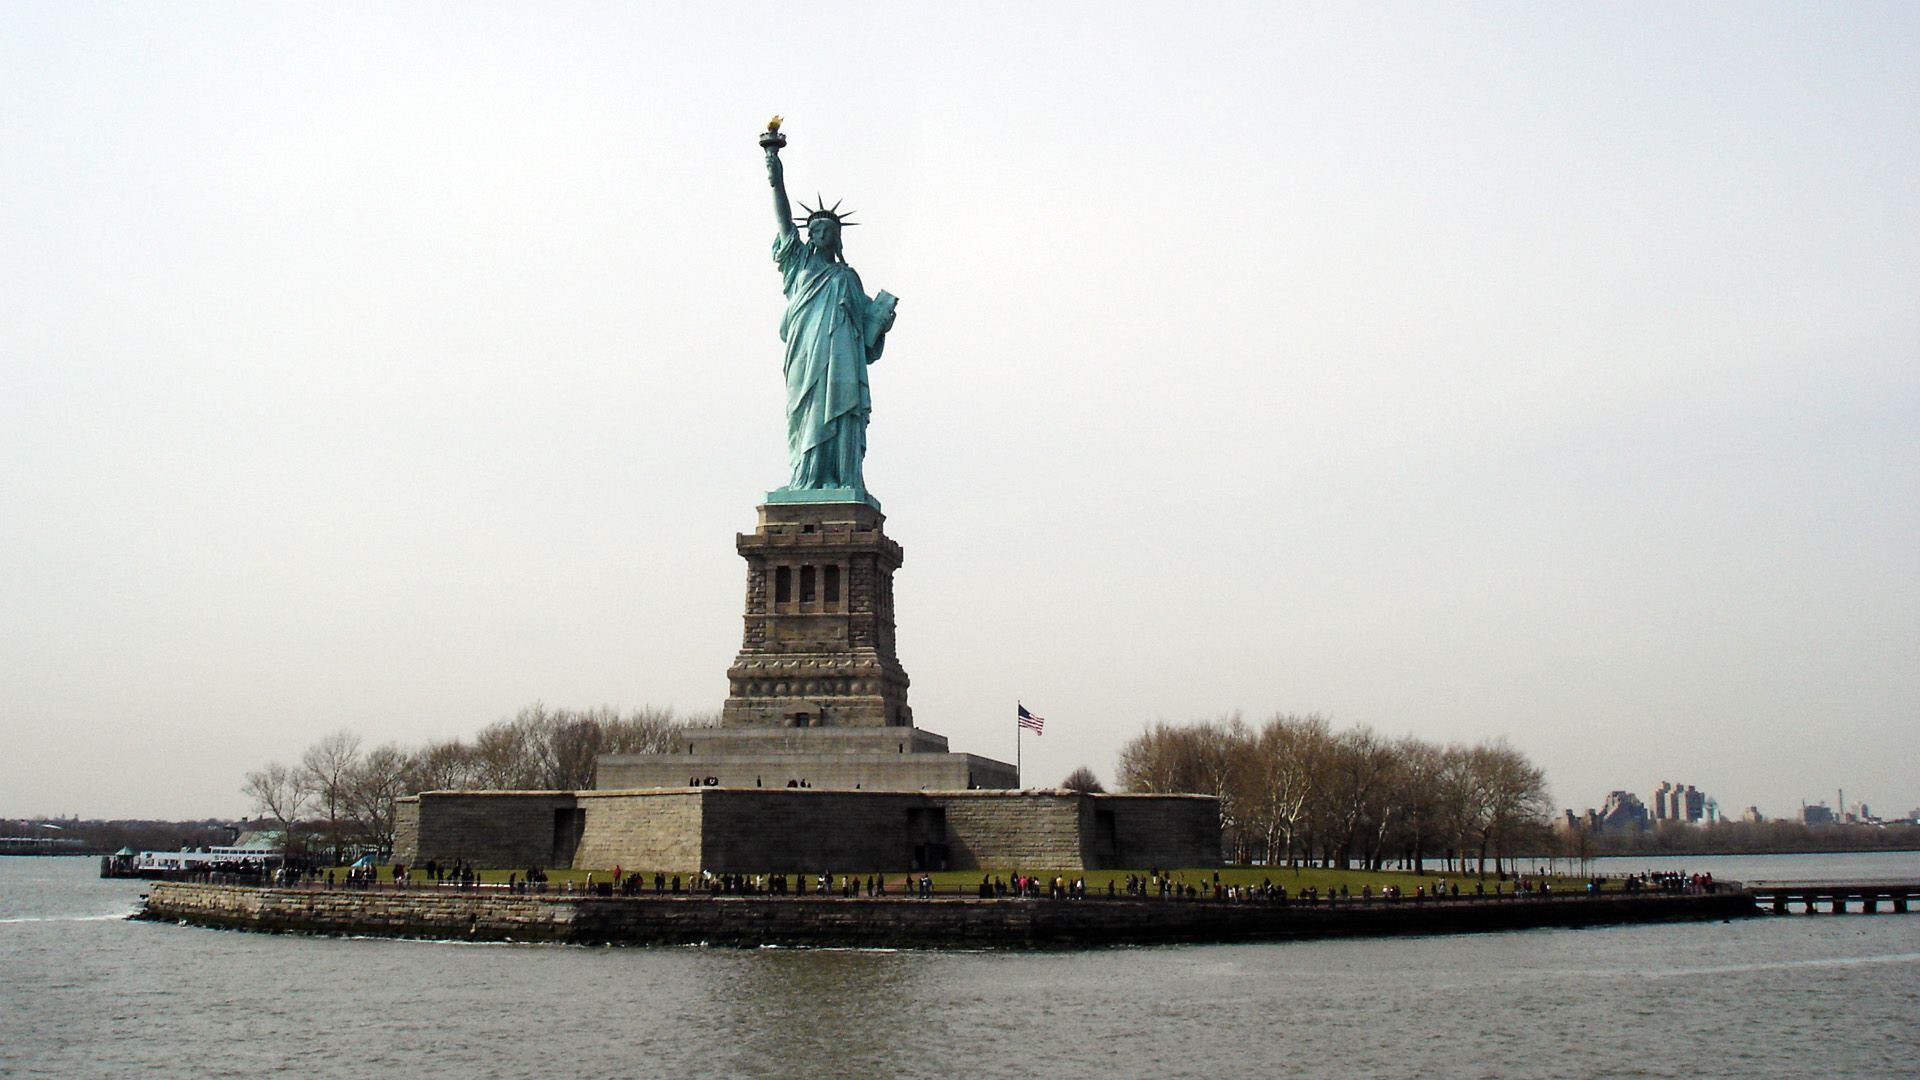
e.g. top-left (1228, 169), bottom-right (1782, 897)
top-left (806, 216), bottom-right (840, 256)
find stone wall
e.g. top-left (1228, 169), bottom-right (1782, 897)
top-left (596, 724), bottom-right (1016, 793)
top-left (942, 792), bottom-right (1088, 868)
top-left (961, 755), bottom-right (1020, 790)
top-left (700, 790), bottom-right (922, 871)
top-left (141, 882), bottom-right (575, 940)
top-left (598, 753), bottom-right (988, 794)
top-left (1103, 795), bottom-right (1222, 869)
top-left (673, 727), bottom-right (953, 756)
top-left (141, 881), bottom-right (1761, 948)
top-left (405, 792), bottom-right (577, 869)
top-left (572, 790), bottom-right (704, 871)
top-left (400, 788), bottom-right (1221, 874)
top-left (393, 798), bottom-right (420, 863)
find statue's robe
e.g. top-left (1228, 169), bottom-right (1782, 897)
top-left (774, 231), bottom-right (894, 493)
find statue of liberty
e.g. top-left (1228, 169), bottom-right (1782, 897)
top-left (761, 118), bottom-right (897, 504)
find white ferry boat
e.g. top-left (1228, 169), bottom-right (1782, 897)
top-left (101, 843), bottom-right (282, 879)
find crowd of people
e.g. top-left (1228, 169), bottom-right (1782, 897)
top-left (1618, 870), bottom-right (1719, 894)
top-left (278, 861), bottom-right (1701, 904)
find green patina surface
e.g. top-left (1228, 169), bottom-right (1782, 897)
top-left (762, 122), bottom-right (896, 505)
top-left (763, 485), bottom-right (881, 509)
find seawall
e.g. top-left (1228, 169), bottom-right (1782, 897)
top-left (138, 883), bottom-right (1758, 948)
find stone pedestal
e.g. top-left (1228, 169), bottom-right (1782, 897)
top-left (596, 498), bottom-right (1017, 792)
top-left (722, 501), bottom-right (912, 729)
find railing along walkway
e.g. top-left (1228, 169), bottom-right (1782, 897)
top-left (1743, 881), bottom-right (1918, 914)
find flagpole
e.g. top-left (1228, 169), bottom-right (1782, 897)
top-left (1016, 713), bottom-right (1023, 789)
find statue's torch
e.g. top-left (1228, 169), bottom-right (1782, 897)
top-left (760, 115), bottom-right (786, 151)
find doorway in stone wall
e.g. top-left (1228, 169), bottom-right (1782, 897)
top-left (551, 807), bottom-right (585, 867)
top-left (910, 842), bottom-right (950, 871)
top-left (1094, 808), bottom-right (1118, 868)
top-left (906, 806), bottom-right (947, 871)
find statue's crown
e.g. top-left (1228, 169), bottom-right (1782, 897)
top-left (795, 195), bottom-right (858, 227)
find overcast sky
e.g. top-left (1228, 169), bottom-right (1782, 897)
top-left (3, 4), bottom-right (1915, 821)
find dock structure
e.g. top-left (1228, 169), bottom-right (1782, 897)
top-left (1744, 882), bottom-right (1918, 915)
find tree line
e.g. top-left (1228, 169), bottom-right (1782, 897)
top-left (0, 817), bottom-right (238, 856)
top-left (243, 704), bottom-right (715, 862)
top-left (1117, 714), bottom-right (1554, 874)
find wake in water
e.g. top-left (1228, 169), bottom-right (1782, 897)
top-left (1646, 951), bottom-right (1920, 979)
top-left (0, 909), bottom-right (142, 924)
top-left (1494, 948), bottom-right (1920, 988)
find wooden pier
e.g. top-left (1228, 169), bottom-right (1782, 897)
top-left (1744, 882), bottom-right (1918, 915)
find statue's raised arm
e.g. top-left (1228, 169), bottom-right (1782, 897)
top-left (757, 117), bottom-right (896, 506)
top-left (762, 116), bottom-right (795, 241)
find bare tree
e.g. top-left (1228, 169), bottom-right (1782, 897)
top-left (471, 714), bottom-right (543, 790)
top-left (1117, 714), bottom-right (1553, 874)
top-left (603, 705), bottom-right (707, 756)
top-left (1476, 738), bottom-right (1552, 874)
top-left (1243, 714), bottom-right (1331, 866)
top-left (406, 739), bottom-right (478, 792)
top-left (1060, 766), bottom-right (1105, 792)
top-left (1432, 745), bottom-right (1478, 873)
top-left (1313, 726), bottom-right (1396, 869)
top-left (248, 701), bottom-right (807, 847)
top-left (1391, 737), bottom-right (1446, 873)
top-left (345, 743), bottom-right (409, 858)
top-left (242, 762), bottom-right (313, 861)
top-left (397, 703), bottom-right (721, 794)
top-left (1117, 721), bottom-right (1187, 793)
top-left (300, 730), bottom-right (362, 864)
top-left (545, 711), bottom-right (607, 790)
top-left (1189, 718), bottom-right (1249, 854)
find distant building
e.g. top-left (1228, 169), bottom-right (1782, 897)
top-left (1739, 806), bottom-right (1763, 824)
top-left (1651, 781), bottom-right (1709, 824)
top-left (1597, 790), bottom-right (1649, 831)
top-left (1559, 791), bottom-right (1649, 834)
top-left (1800, 802), bottom-right (1834, 826)
top-left (1652, 781), bottom-right (1674, 821)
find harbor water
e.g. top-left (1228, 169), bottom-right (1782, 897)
top-left (2, 854), bottom-right (1916, 1077)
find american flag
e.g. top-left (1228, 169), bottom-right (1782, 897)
top-left (1017, 703), bottom-right (1045, 734)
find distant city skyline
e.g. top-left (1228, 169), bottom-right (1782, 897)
top-left (1563, 780), bottom-right (1918, 827)
top-left (3, 6), bottom-right (1916, 819)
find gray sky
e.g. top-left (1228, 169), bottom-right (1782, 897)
top-left (3, 4), bottom-right (1915, 821)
